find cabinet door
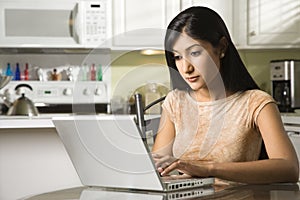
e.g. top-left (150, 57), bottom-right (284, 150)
top-left (112, 0), bottom-right (180, 49)
top-left (288, 132), bottom-right (300, 180)
top-left (248, 0), bottom-right (300, 46)
top-left (181, 0), bottom-right (236, 43)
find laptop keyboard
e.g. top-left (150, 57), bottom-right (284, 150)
top-left (162, 176), bottom-right (214, 191)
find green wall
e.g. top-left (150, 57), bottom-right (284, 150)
top-left (239, 49), bottom-right (300, 93)
top-left (110, 49), bottom-right (300, 98)
top-left (110, 51), bottom-right (168, 99)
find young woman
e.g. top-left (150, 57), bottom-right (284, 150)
top-left (152, 6), bottom-right (299, 184)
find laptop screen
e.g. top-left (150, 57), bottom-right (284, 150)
top-left (53, 115), bottom-right (164, 191)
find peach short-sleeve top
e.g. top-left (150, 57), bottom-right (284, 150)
top-left (162, 89), bottom-right (276, 162)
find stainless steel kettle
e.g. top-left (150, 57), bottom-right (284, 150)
top-left (7, 84), bottom-right (39, 116)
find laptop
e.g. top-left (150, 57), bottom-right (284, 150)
top-left (79, 186), bottom-right (215, 200)
top-left (52, 115), bottom-right (214, 192)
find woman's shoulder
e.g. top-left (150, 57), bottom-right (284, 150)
top-left (163, 89), bottom-right (191, 109)
top-left (243, 89), bottom-right (274, 101)
top-left (166, 89), bottom-right (189, 100)
top-left (162, 89), bottom-right (190, 120)
top-left (242, 89), bottom-right (276, 115)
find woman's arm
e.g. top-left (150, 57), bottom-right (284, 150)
top-left (151, 109), bottom-right (178, 172)
top-left (161, 103), bottom-right (299, 183)
top-left (152, 109), bottom-right (176, 156)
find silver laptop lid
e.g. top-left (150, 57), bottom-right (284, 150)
top-left (53, 115), bottom-right (164, 191)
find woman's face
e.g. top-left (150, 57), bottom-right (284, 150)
top-left (172, 33), bottom-right (223, 92)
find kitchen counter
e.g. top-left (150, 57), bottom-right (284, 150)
top-left (0, 114), bottom-right (68, 128)
top-left (0, 113), bottom-right (83, 200)
top-left (281, 112), bottom-right (300, 123)
top-left (281, 113), bottom-right (300, 132)
top-left (0, 113), bottom-right (160, 129)
top-left (23, 181), bottom-right (300, 200)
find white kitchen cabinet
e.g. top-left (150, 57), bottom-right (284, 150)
top-left (248, 0), bottom-right (300, 48)
top-left (111, 0), bottom-right (180, 49)
top-left (111, 0), bottom-right (243, 49)
top-left (181, 0), bottom-right (300, 49)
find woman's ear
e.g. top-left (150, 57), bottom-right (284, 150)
top-left (218, 36), bottom-right (228, 58)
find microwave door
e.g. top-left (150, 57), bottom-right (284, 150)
top-left (72, 3), bottom-right (80, 44)
top-left (0, 2), bottom-right (81, 47)
top-left (5, 10), bottom-right (74, 37)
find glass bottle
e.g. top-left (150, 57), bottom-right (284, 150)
top-left (90, 63), bottom-right (96, 81)
top-left (24, 63), bottom-right (29, 80)
top-left (51, 68), bottom-right (60, 81)
top-left (14, 63), bottom-right (21, 80)
top-left (80, 64), bottom-right (88, 81)
top-left (97, 64), bottom-right (103, 81)
top-left (6, 63), bottom-right (13, 76)
top-left (145, 82), bottom-right (161, 114)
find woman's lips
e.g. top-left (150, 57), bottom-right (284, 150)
top-left (186, 76), bottom-right (199, 82)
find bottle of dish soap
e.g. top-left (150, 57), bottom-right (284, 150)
top-left (145, 82), bottom-right (161, 114)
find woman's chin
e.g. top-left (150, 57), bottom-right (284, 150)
top-left (189, 84), bottom-right (203, 91)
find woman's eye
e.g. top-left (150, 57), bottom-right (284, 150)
top-left (191, 51), bottom-right (201, 57)
top-left (173, 55), bottom-right (182, 60)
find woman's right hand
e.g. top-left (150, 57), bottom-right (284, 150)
top-left (151, 153), bottom-right (178, 173)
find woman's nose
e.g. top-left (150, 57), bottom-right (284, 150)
top-left (182, 59), bottom-right (194, 74)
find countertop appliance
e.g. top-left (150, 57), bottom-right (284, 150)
top-left (270, 59), bottom-right (300, 112)
top-left (0, 0), bottom-right (111, 48)
top-left (6, 84), bottom-right (39, 116)
top-left (0, 81), bottom-right (109, 114)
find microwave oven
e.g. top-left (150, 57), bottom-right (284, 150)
top-left (0, 0), bottom-right (111, 48)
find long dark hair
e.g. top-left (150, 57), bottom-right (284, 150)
top-left (165, 6), bottom-right (259, 92)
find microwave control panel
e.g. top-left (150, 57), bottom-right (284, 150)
top-left (78, 1), bottom-right (109, 46)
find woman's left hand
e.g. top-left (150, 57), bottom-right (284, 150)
top-left (160, 159), bottom-right (214, 177)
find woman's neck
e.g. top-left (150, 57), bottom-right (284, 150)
top-left (190, 88), bottom-right (233, 102)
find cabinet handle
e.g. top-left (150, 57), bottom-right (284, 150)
top-left (288, 132), bottom-right (300, 137)
top-left (249, 31), bottom-right (256, 36)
